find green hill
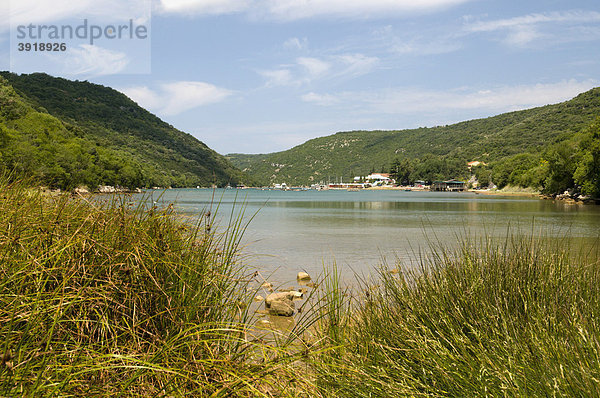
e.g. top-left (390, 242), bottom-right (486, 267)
top-left (0, 72), bottom-right (251, 189)
top-left (227, 88), bottom-right (600, 186)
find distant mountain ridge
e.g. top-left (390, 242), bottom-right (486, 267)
top-left (0, 72), bottom-right (251, 189)
top-left (227, 88), bottom-right (600, 186)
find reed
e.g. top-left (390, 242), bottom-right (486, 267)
top-left (0, 180), bottom-right (316, 396)
top-left (2, 177), bottom-right (599, 397)
top-left (313, 235), bottom-right (600, 397)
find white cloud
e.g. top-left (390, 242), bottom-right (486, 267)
top-left (259, 53), bottom-right (378, 87)
top-left (159, 0), bottom-right (249, 15)
top-left (371, 23), bottom-right (463, 56)
top-left (156, 0), bottom-right (473, 19)
top-left (465, 10), bottom-right (600, 47)
top-left (0, 1), bottom-right (8, 32)
top-left (503, 25), bottom-right (542, 47)
top-left (4, 0), bottom-right (150, 31)
top-left (50, 44), bottom-right (129, 76)
top-left (283, 37), bottom-right (308, 50)
top-left (259, 0), bottom-right (472, 20)
top-left (368, 81), bottom-right (599, 114)
top-left (3, 0), bottom-right (475, 26)
top-left (121, 81), bottom-right (233, 116)
top-left (301, 92), bottom-right (339, 106)
top-left (119, 86), bottom-right (162, 109)
top-left (305, 80), bottom-right (599, 116)
top-left (467, 11), bottom-right (600, 32)
top-left (390, 38), bottom-right (462, 55)
top-left (259, 68), bottom-right (296, 87)
top-left (334, 54), bottom-right (378, 78)
top-left (297, 57), bottom-right (331, 77)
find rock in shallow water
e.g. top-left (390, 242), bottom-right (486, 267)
top-left (268, 300), bottom-right (295, 317)
top-left (265, 291), bottom-right (301, 316)
top-left (297, 272), bottom-right (311, 281)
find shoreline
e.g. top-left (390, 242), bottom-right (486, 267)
top-left (49, 185), bottom-right (599, 205)
top-left (471, 189), bottom-right (540, 197)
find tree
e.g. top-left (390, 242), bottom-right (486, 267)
top-left (390, 158), bottom-right (413, 185)
top-left (491, 153), bottom-right (543, 189)
top-left (472, 165), bottom-right (492, 188)
top-left (574, 118), bottom-right (600, 198)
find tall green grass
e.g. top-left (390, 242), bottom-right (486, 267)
top-left (0, 180), bottom-right (317, 396)
top-left (314, 236), bottom-right (600, 397)
top-left (2, 177), bottom-right (599, 397)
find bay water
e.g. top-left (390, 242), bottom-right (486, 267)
top-left (147, 189), bottom-right (600, 285)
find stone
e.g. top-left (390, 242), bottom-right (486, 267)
top-left (265, 291), bottom-right (291, 302)
top-left (267, 300), bottom-right (295, 317)
top-left (297, 272), bottom-right (311, 281)
top-left (265, 291), bottom-right (299, 317)
top-left (98, 185), bottom-right (116, 193)
top-left (278, 287), bottom-right (296, 292)
top-left (74, 186), bottom-right (89, 194)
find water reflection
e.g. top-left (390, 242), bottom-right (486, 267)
top-left (143, 189), bottom-right (600, 283)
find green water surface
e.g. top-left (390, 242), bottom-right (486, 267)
top-left (146, 189), bottom-right (600, 284)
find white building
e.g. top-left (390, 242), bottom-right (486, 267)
top-left (366, 173), bottom-right (395, 186)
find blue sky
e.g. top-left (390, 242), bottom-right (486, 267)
top-left (2, 0), bottom-right (600, 154)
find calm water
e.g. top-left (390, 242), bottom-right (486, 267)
top-left (145, 189), bottom-right (600, 284)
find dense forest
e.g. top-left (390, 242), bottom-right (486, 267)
top-left (384, 116), bottom-right (600, 198)
top-left (228, 87), bottom-right (600, 198)
top-left (0, 72), bottom-right (251, 190)
top-left (484, 117), bottom-right (600, 198)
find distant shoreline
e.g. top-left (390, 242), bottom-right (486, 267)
top-left (472, 189), bottom-right (539, 197)
top-left (57, 185), bottom-right (598, 204)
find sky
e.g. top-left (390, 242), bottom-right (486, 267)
top-left (1, 0), bottom-right (600, 154)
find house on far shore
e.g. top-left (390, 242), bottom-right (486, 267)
top-left (431, 180), bottom-right (466, 192)
top-left (366, 173), bottom-right (395, 186)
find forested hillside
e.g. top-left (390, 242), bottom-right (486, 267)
top-left (0, 72), bottom-right (250, 189)
top-left (228, 88), bottom-right (600, 195)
